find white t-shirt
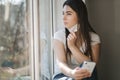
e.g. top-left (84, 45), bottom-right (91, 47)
top-left (54, 29), bottom-right (101, 74)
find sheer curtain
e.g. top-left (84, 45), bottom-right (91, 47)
top-left (53, 0), bottom-right (65, 32)
top-left (39, 0), bottom-right (53, 80)
top-left (39, 0), bottom-right (86, 80)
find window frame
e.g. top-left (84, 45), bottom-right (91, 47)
top-left (29, 0), bottom-right (54, 80)
top-left (29, 0), bottom-right (40, 80)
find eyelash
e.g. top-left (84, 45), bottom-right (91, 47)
top-left (67, 13), bottom-right (72, 15)
top-left (62, 13), bottom-right (72, 15)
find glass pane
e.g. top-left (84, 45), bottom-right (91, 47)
top-left (53, 0), bottom-right (65, 31)
top-left (39, 0), bottom-right (52, 80)
top-left (0, 0), bottom-right (31, 80)
top-left (52, 0), bottom-right (65, 77)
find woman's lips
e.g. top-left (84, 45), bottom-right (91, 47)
top-left (64, 22), bottom-right (68, 25)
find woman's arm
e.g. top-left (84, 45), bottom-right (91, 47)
top-left (69, 46), bottom-right (91, 63)
top-left (54, 39), bottom-right (72, 76)
top-left (69, 44), bottom-right (100, 63)
top-left (67, 32), bottom-right (90, 63)
top-left (91, 44), bottom-right (100, 63)
top-left (54, 39), bottom-right (91, 79)
top-left (67, 32), bottom-right (100, 64)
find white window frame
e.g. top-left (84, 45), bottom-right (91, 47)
top-left (29, 0), bottom-right (40, 80)
top-left (29, 0), bottom-right (86, 79)
top-left (29, 0), bottom-right (54, 80)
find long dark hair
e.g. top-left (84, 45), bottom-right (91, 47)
top-left (63, 0), bottom-right (96, 61)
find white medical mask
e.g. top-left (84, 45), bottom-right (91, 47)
top-left (68, 24), bottom-right (78, 32)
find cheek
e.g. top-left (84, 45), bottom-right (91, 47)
top-left (66, 20), bottom-right (77, 28)
top-left (64, 15), bottom-right (78, 28)
top-left (70, 17), bottom-right (78, 25)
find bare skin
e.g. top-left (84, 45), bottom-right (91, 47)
top-left (54, 5), bottom-right (100, 80)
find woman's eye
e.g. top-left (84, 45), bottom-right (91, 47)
top-left (67, 13), bottom-right (72, 15)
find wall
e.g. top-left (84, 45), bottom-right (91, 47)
top-left (86, 0), bottom-right (120, 80)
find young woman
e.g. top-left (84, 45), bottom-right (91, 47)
top-left (53, 0), bottom-right (101, 80)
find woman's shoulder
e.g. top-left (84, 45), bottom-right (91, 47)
top-left (90, 32), bottom-right (101, 45)
top-left (54, 29), bottom-right (65, 43)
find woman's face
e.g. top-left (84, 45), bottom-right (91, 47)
top-left (63, 5), bottom-right (78, 29)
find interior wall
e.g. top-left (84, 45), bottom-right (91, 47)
top-left (86, 0), bottom-right (120, 80)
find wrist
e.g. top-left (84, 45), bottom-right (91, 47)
top-left (69, 69), bottom-right (74, 78)
top-left (69, 45), bottom-right (77, 50)
top-left (67, 69), bottom-right (73, 77)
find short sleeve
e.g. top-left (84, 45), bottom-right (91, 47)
top-left (54, 30), bottom-right (65, 44)
top-left (90, 32), bottom-right (101, 45)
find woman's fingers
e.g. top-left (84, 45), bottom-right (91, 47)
top-left (71, 31), bottom-right (77, 38)
top-left (67, 33), bottom-right (75, 40)
top-left (67, 32), bottom-right (77, 44)
top-left (73, 68), bottom-right (91, 79)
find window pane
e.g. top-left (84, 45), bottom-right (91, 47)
top-left (53, 0), bottom-right (65, 31)
top-left (0, 0), bottom-right (31, 80)
top-left (39, 0), bottom-right (52, 80)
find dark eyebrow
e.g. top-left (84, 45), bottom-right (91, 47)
top-left (66, 11), bottom-right (73, 13)
top-left (63, 11), bottom-right (73, 14)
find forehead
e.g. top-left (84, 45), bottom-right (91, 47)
top-left (63, 5), bottom-right (74, 12)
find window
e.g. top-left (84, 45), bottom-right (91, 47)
top-left (0, 0), bottom-right (79, 80)
top-left (0, 0), bottom-right (31, 80)
top-left (39, 0), bottom-right (66, 79)
top-left (39, 0), bottom-right (53, 80)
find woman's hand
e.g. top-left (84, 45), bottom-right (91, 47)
top-left (70, 67), bottom-right (91, 80)
top-left (67, 32), bottom-right (77, 49)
